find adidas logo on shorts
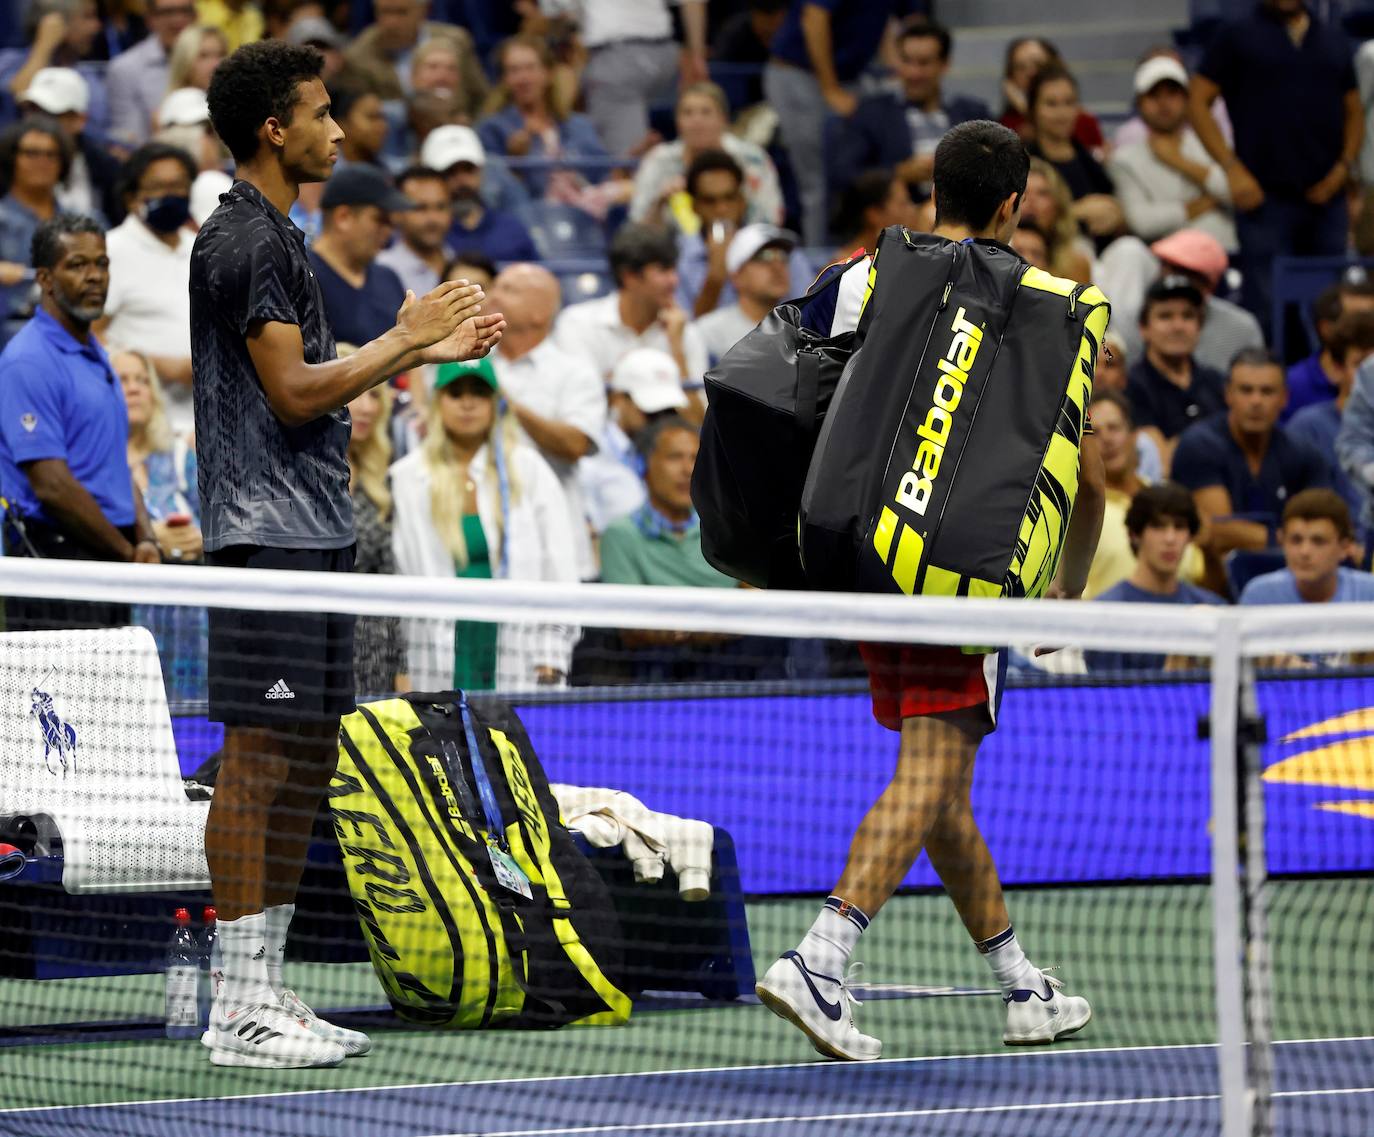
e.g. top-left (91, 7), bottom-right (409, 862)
top-left (265, 679), bottom-right (295, 701)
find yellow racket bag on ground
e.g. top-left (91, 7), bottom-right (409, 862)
top-left (332, 692), bottom-right (631, 1029)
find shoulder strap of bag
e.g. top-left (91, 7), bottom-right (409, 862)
top-left (457, 692), bottom-right (511, 847)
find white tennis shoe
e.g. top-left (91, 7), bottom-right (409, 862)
top-left (279, 988), bottom-right (373, 1057)
top-left (202, 1000), bottom-right (346, 1068)
top-left (756, 950), bottom-right (882, 1061)
top-left (1002, 971), bottom-right (1092, 1045)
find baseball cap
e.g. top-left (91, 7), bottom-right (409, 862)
top-left (610, 348), bottom-right (688, 414)
top-left (321, 164), bottom-right (417, 212)
top-left (19, 68), bottom-right (89, 116)
top-left (158, 86), bottom-right (209, 128)
top-left (1150, 228), bottom-right (1228, 290)
top-left (1133, 56), bottom-right (1189, 96)
top-left (286, 15), bottom-right (346, 50)
top-left (420, 124), bottom-right (486, 172)
top-left (435, 356), bottom-right (498, 393)
top-left (1144, 273), bottom-right (1204, 310)
top-left (190, 169), bottom-right (233, 226)
top-left (725, 224), bottom-right (797, 276)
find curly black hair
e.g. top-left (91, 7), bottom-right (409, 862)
top-left (207, 40), bottom-right (325, 164)
top-left (0, 116), bottom-right (73, 192)
top-left (31, 214), bottom-right (104, 270)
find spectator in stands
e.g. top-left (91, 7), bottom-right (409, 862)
top-left (1190, 0), bottom-right (1362, 334)
top-left (284, 15), bottom-right (347, 85)
top-left (1096, 330), bottom-right (1129, 393)
top-left (345, 373), bottom-right (408, 695)
top-left (0, 117), bottom-right (69, 348)
top-left (391, 355), bottom-right (578, 691)
top-left (1025, 62), bottom-right (1122, 244)
top-left (578, 0), bottom-right (708, 159)
top-left (1108, 56), bottom-right (1235, 251)
top-left (1010, 218), bottom-right (1048, 270)
top-left (106, 0), bottom-right (197, 146)
top-left (330, 82), bottom-right (390, 171)
top-left (1335, 344), bottom-right (1374, 548)
top-left (17, 68), bottom-right (119, 222)
top-left (165, 24), bottom-right (228, 98)
top-left (828, 21), bottom-right (989, 202)
top-left (488, 262), bottom-right (606, 580)
top-left (344, 0), bottom-right (487, 108)
top-left (1020, 158), bottom-right (1091, 283)
top-left (1289, 310), bottom-right (1374, 537)
top-left (477, 35), bottom-right (611, 202)
top-left (1126, 275), bottom-right (1227, 467)
top-left (443, 250), bottom-right (496, 292)
top-left (696, 223), bottom-right (796, 365)
top-left (0, 0), bottom-right (109, 143)
top-left (155, 86), bottom-right (230, 177)
top-left (377, 165), bottom-right (452, 298)
top-left (1285, 280), bottom-right (1374, 422)
top-left (1084, 482), bottom-right (1223, 673)
top-left (307, 165), bottom-right (411, 349)
top-left (1174, 348), bottom-right (1331, 582)
top-left (94, 142), bottom-right (197, 433)
top-left (998, 35), bottom-right (1104, 152)
top-left (831, 168), bottom-right (916, 263)
top-left (765, 0), bottom-right (917, 247)
top-left (630, 82), bottom-right (784, 230)
top-left (194, 0), bottom-right (263, 53)
top-left (711, 0), bottom-right (788, 110)
top-left (676, 151), bottom-right (812, 318)
top-left (554, 222), bottom-right (708, 423)
top-left (0, 215), bottom-right (161, 631)
top-left (420, 124), bottom-right (539, 263)
top-left (1240, 490), bottom-right (1374, 614)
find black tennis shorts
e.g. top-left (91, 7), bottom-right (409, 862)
top-left (207, 544), bottom-right (357, 725)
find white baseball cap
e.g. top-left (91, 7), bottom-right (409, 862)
top-left (420, 124), bottom-right (485, 172)
top-left (190, 169), bottom-right (233, 226)
top-left (19, 68), bottom-right (89, 116)
top-left (610, 348), bottom-right (688, 415)
top-left (726, 224), bottom-right (797, 276)
top-left (159, 87), bottom-right (210, 129)
top-left (1133, 56), bottom-right (1189, 96)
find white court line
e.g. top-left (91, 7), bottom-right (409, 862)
top-left (1, 1034), bottom-right (1370, 1117)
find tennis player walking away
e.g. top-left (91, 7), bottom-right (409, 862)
top-left (192, 40), bottom-right (504, 1069)
top-left (756, 121), bottom-right (1107, 1061)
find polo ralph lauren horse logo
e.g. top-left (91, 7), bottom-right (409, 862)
top-left (31, 669), bottom-right (76, 778)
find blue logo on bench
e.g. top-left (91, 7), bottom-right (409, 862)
top-left (31, 672), bottom-right (76, 779)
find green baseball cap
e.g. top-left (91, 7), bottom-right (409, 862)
top-left (434, 356), bottom-right (498, 393)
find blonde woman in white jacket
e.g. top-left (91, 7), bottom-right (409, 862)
top-left (391, 356), bottom-right (580, 692)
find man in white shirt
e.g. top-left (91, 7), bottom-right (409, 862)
top-left (377, 165), bottom-right (454, 298)
top-left (94, 141), bottom-right (197, 432)
top-left (695, 223), bottom-right (797, 364)
top-left (488, 263), bottom-right (607, 579)
top-left (105, 0), bottom-right (196, 146)
top-left (554, 222), bottom-right (708, 423)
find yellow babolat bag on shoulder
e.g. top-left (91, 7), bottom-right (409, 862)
top-left (332, 692), bottom-right (631, 1029)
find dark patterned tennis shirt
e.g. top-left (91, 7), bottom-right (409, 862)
top-left (190, 179), bottom-right (353, 552)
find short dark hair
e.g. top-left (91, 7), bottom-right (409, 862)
top-left (1282, 488), bottom-right (1353, 540)
top-left (1313, 277), bottom-right (1374, 333)
top-left (832, 168), bottom-right (898, 241)
top-left (397, 164), bottom-right (447, 193)
top-left (1140, 276), bottom-right (1203, 325)
top-left (636, 414), bottom-right (699, 461)
top-left (327, 81), bottom-right (373, 124)
top-left (898, 19), bottom-right (952, 60)
top-left (442, 250), bottom-right (497, 281)
top-left (31, 213), bottom-right (104, 270)
top-left (117, 142), bottom-right (197, 206)
top-left (609, 222), bottom-right (678, 287)
top-left (1228, 345), bottom-right (1283, 378)
top-left (1027, 60), bottom-right (1078, 116)
top-left (207, 40), bottom-right (325, 163)
top-left (685, 148), bottom-right (743, 198)
top-left (932, 120), bottom-right (1029, 231)
top-left (1126, 482), bottom-right (1200, 541)
top-left (1088, 387), bottom-right (1134, 426)
top-left (0, 115), bottom-right (72, 189)
top-left (1329, 309), bottom-right (1374, 361)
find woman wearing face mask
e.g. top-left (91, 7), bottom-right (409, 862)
top-left (94, 141), bottom-right (198, 434)
top-left (391, 356), bottom-right (581, 692)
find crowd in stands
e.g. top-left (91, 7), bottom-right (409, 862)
top-left (3, 0), bottom-right (1374, 693)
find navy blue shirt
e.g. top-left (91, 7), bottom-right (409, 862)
top-left (1170, 411), bottom-right (1332, 521)
top-left (0, 308), bottom-right (134, 526)
top-left (307, 251), bottom-right (407, 350)
top-left (770, 0), bottom-right (916, 82)
top-left (1198, 4), bottom-right (1357, 199)
top-left (447, 206), bottom-right (539, 264)
top-left (1085, 579), bottom-right (1226, 673)
top-left (1126, 355), bottom-right (1227, 441)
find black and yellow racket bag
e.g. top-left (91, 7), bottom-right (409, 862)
top-left (331, 692), bottom-right (631, 1029)
top-left (799, 228), bottom-right (1110, 601)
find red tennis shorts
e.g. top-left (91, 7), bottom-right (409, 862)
top-left (858, 644), bottom-right (1005, 732)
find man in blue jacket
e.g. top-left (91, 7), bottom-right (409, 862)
top-left (827, 22), bottom-right (989, 200)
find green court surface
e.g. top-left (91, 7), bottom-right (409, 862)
top-left (0, 880), bottom-right (1368, 1113)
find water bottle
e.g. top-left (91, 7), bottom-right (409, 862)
top-left (165, 907), bottom-right (199, 1040)
top-left (197, 906), bottom-right (221, 1030)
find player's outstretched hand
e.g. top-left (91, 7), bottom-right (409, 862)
top-left (416, 311), bottom-right (507, 365)
top-left (396, 281), bottom-right (485, 350)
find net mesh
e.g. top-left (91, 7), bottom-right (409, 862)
top-left (0, 558), bottom-right (1368, 1137)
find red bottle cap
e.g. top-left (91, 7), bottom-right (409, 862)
top-left (174, 907), bottom-right (190, 924)
top-left (203, 906), bottom-right (217, 923)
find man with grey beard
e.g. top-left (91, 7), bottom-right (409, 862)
top-left (0, 213), bottom-right (161, 630)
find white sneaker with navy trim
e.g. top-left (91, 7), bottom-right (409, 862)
top-left (202, 1000), bottom-right (346, 1068)
top-left (1003, 972), bottom-right (1092, 1045)
top-left (756, 950), bottom-right (882, 1061)
top-left (279, 988), bottom-right (372, 1057)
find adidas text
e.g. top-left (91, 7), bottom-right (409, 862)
top-left (265, 680), bottom-right (295, 700)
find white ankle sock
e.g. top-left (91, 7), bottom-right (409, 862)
top-left (976, 926), bottom-right (1045, 996)
top-left (797, 896), bottom-right (869, 977)
top-left (264, 903), bottom-right (295, 998)
top-left (218, 912), bottom-right (276, 1008)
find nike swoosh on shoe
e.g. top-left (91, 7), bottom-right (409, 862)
top-left (782, 950), bottom-right (844, 1022)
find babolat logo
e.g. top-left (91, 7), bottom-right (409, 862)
top-left (426, 755), bottom-right (464, 823)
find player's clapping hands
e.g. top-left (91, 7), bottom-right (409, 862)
top-left (397, 281), bottom-right (507, 364)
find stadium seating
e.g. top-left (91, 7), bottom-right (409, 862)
top-left (1271, 256), bottom-right (1374, 362)
top-left (515, 201), bottom-right (610, 260)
